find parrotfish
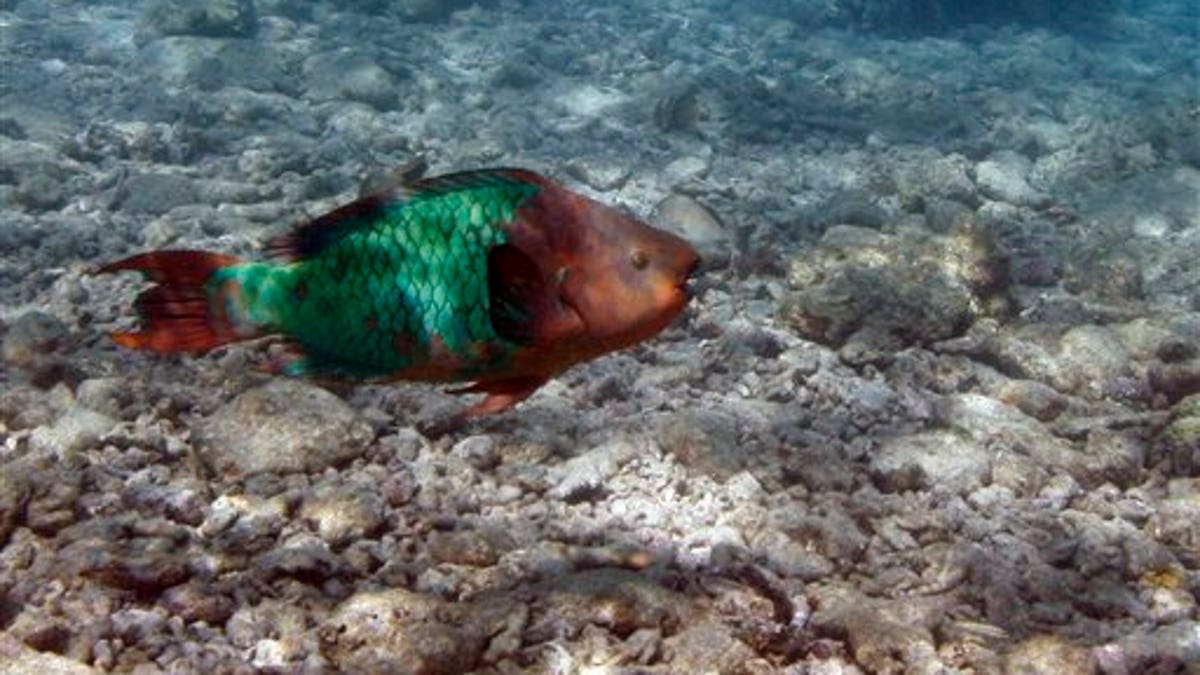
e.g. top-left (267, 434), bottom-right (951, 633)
top-left (99, 168), bottom-right (699, 418)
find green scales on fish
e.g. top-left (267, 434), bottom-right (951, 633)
top-left (217, 174), bottom-right (539, 378)
top-left (101, 168), bottom-right (700, 418)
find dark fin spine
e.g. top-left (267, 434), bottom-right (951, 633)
top-left (266, 192), bottom-right (391, 260)
top-left (98, 250), bottom-right (249, 354)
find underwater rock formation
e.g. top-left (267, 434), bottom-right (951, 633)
top-left (781, 224), bottom-right (1009, 348)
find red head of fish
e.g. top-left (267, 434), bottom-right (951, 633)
top-left (498, 170), bottom-right (700, 373)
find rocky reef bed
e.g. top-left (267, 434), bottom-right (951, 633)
top-left (1, 0), bottom-right (1198, 672)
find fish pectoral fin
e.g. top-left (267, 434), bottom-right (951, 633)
top-left (455, 374), bottom-right (550, 418)
top-left (487, 244), bottom-right (550, 345)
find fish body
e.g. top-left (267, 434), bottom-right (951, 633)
top-left (100, 168), bottom-right (699, 417)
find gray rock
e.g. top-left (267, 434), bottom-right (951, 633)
top-left (1004, 635), bottom-right (1096, 674)
top-left (527, 569), bottom-right (689, 640)
top-left (663, 619), bottom-right (762, 673)
top-left (225, 599), bottom-right (316, 665)
top-left (1149, 359), bottom-right (1200, 403)
top-left (750, 530), bottom-right (835, 580)
top-left (2, 310), bottom-right (70, 381)
top-left (676, 525), bottom-right (747, 568)
top-left (767, 504), bottom-right (869, 565)
top-left (449, 434), bottom-right (499, 470)
top-left (1146, 491), bottom-right (1200, 568)
top-left (968, 484), bottom-right (1016, 515)
top-left (60, 517), bottom-right (193, 595)
top-left (548, 438), bottom-right (637, 502)
top-left (779, 444), bottom-right (856, 492)
top-left (1111, 317), bottom-right (1179, 362)
top-left (1101, 621), bottom-right (1200, 672)
top-left (28, 406), bottom-right (118, 461)
top-left (563, 158), bottom-right (629, 191)
top-left (938, 394), bottom-right (1082, 475)
top-left (893, 150), bottom-right (978, 209)
top-left (67, 120), bottom-right (185, 164)
top-left (14, 171), bottom-right (68, 211)
top-left (162, 581), bottom-right (237, 625)
top-left (973, 327), bottom-right (1066, 387)
top-left (201, 493), bottom-right (288, 553)
top-left (976, 152), bottom-right (1049, 207)
top-left (322, 588), bottom-right (494, 674)
top-left (139, 0), bottom-right (257, 41)
top-left (110, 608), bottom-right (166, 644)
top-left (1056, 324), bottom-right (1133, 397)
top-left (1153, 394), bottom-right (1200, 474)
top-left (299, 484), bottom-right (385, 549)
top-left (74, 378), bottom-right (129, 419)
top-left (117, 172), bottom-right (200, 215)
top-left (1145, 587), bottom-right (1196, 624)
top-left (654, 86), bottom-right (702, 134)
top-left (137, 37), bottom-right (291, 93)
top-left (0, 633), bottom-right (97, 674)
top-left (197, 380), bottom-right (373, 477)
top-left (661, 154), bottom-right (712, 186)
top-left (490, 60), bottom-right (543, 89)
top-left (1, 136), bottom-right (87, 213)
top-left (125, 474), bottom-right (208, 526)
top-left (651, 193), bottom-right (730, 267)
top-left (1035, 474), bottom-right (1081, 511)
top-left (1080, 431), bottom-right (1146, 489)
top-left (809, 587), bottom-right (944, 674)
top-left (258, 537), bottom-right (349, 584)
top-left (783, 225), bottom-right (1007, 346)
top-left (250, 639), bottom-right (295, 671)
top-left (657, 409), bottom-right (743, 480)
top-left (995, 379), bottom-right (1069, 421)
top-left (23, 463), bottom-right (81, 536)
top-left (427, 529), bottom-right (502, 567)
top-left (870, 431), bottom-right (991, 494)
top-left (302, 50), bottom-right (400, 110)
top-left (0, 468), bottom-right (31, 547)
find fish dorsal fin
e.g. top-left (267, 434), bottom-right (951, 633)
top-left (267, 191), bottom-right (393, 260)
top-left (267, 167), bottom-right (544, 261)
top-left (357, 156), bottom-right (429, 196)
top-left (400, 167), bottom-right (545, 200)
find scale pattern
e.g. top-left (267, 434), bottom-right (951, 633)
top-left (212, 179), bottom-right (540, 378)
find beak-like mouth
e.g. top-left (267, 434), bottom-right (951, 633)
top-left (679, 255), bottom-right (701, 298)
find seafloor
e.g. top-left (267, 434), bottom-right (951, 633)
top-left (1, 0), bottom-right (1199, 673)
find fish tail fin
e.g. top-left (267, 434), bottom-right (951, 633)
top-left (97, 250), bottom-right (260, 354)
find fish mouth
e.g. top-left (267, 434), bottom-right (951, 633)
top-left (679, 256), bottom-right (701, 298)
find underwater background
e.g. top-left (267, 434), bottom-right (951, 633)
top-left (1, 0), bottom-right (1198, 672)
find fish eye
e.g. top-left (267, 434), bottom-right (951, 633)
top-left (630, 249), bottom-right (649, 270)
